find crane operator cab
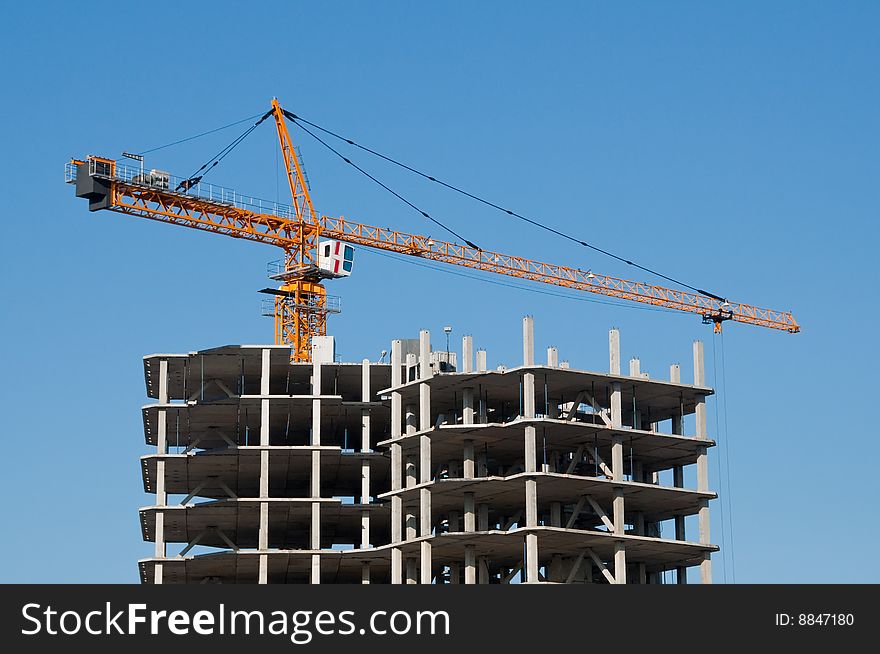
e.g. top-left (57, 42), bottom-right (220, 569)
top-left (317, 240), bottom-right (354, 278)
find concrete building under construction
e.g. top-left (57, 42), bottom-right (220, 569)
top-left (139, 317), bottom-right (717, 584)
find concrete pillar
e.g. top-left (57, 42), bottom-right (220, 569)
top-left (478, 503), bottom-right (489, 531)
top-left (361, 359), bottom-right (371, 550)
top-left (694, 340), bottom-right (712, 584)
top-left (523, 315), bottom-right (535, 367)
top-left (463, 388), bottom-right (474, 426)
top-left (550, 502), bottom-right (562, 527)
top-left (669, 363), bottom-right (687, 583)
top-left (154, 358), bottom-right (168, 584)
top-left (522, 317), bottom-right (539, 582)
top-left (629, 357), bottom-right (640, 377)
top-left (390, 340), bottom-right (404, 584)
top-left (463, 429), bottom-right (475, 575)
top-left (609, 328), bottom-right (621, 375)
top-left (637, 562), bottom-right (647, 585)
top-left (257, 349), bottom-right (271, 584)
top-left (464, 493), bottom-right (476, 531)
top-left (418, 330), bottom-right (433, 583)
top-left (476, 349), bottom-right (487, 373)
top-left (524, 458), bottom-right (539, 580)
top-left (419, 425), bottom-right (433, 582)
top-left (477, 449), bottom-right (487, 476)
top-left (629, 358), bottom-right (642, 430)
top-left (463, 440), bottom-right (475, 479)
top-left (309, 355), bottom-right (322, 584)
top-left (462, 335), bottom-right (473, 373)
top-left (464, 547), bottom-right (476, 584)
top-left (547, 347), bottom-right (558, 367)
top-left (610, 353), bottom-right (627, 584)
top-left (478, 556), bottom-right (489, 584)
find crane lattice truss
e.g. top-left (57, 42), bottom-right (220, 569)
top-left (67, 100), bottom-right (799, 361)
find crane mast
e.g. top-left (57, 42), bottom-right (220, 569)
top-left (268, 98), bottom-right (331, 362)
top-left (66, 100), bottom-right (799, 361)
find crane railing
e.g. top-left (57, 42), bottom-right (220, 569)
top-left (66, 156), bottom-right (800, 333)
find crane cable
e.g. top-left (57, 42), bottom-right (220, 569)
top-left (136, 112), bottom-right (265, 155)
top-left (287, 116), bottom-right (480, 249)
top-left (284, 109), bottom-right (726, 301)
top-left (176, 110), bottom-right (274, 192)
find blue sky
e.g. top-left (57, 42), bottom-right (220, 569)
top-left (0, 1), bottom-right (877, 582)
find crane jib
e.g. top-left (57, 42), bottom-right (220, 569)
top-left (65, 100), bottom-right (800, 360)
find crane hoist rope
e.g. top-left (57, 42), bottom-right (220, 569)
top-left (285, 109), bottom-right (726, 301)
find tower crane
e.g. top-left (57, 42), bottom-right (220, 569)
top-left (66, 99), bottom-right (799, 362)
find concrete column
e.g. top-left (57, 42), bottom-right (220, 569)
top-left (404, 351), bottom-right (415, 383)
top-left (629, 358), bottom-right (642, 430)
top-left (419, 334), bottom-right (433, 583)
top-left (476, 349), bottom-right (487, 373)
top-left (463, 388), bottom-right (474, 426)
top-left (309, 358), bottom-right (322, 584)
top-left (612, 432), bottom-right (626, 586)
top-left (609, 328), bottom-right (621, 375)
top-left (550, 502), bottom-right (562, 527)
top-left (524, 424), bottom-right (539, 583)
top-left (463, 439), bottom-right (475, 479)
top-left (547, 347), bottom-right (558, 367)
top-left (403, 401), bottom-right (417, 584)
top-left (478, 386), bottom-right (488, 424)
top-left (523, 315), bottom-right (535, 367)
top-left (361, 359), bottom-right (371, 550)
top-left (257, 349), bottom-right (271, 584)
top-left (611, 384), bottom-right (622, 430)
top-left (390, 340), bottom-right (403, 584)
top-left (522, 319), bottom-right (539, 582)
top-left (610, 358), bottom-right (627, 584)
top-left (463, 466), bottom-right (476, 582)
top-left (478, 556), bottom-right (489, 584)
top-left (464, 547), bottom-right (476, 584)
top-left (462, 335), bottom-right (474, 373)
top-left (420, 328), bottom-right (433, 586)
top-left (154, 359), bottom-right (168, 584)
top-left (478, 503), bottom-right (489, 531)
top-left (669, 363), bottom-right (687, 583)
top-left (259, 434), bottom-right (270, 584)
top-left (694, 340), bottom-right (712, 584)
top-left (405, 403), bottom-right (417, 437)
top-left (629, 357), bottom-right (640, 378)
top-left (464, 493), bottom-right (476, 531)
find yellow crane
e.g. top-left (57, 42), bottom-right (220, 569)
top-left (67, 99), bottom-right (799, 361)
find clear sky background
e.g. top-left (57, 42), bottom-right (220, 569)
top-left (0, 1), bottom-right (877, 583)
